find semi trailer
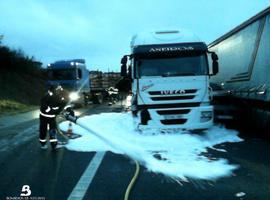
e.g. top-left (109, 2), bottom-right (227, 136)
top-left (120, 29), bottom-right (219, 131)
top-left (208, 7), bottom-right (270, 131)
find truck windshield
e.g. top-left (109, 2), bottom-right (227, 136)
top-left (136, 54), bottom-right (208, 77)
top-left (48, 69), bottom-right (77, 80)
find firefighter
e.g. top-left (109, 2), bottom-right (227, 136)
top-left (39, 84), bottom-right (68, 150)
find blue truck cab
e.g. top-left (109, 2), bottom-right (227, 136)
top-left (46, 59), bottom-right (90, 104)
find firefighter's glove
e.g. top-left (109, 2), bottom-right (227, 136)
top-left (65, 107), bottom-right (75, 117)
top-left (63, 107), bottom-right (77, 123)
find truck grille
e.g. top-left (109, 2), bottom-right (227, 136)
top-left (145, 89), bottom-right (198, 125)
top-left (137, 102), bottom-right (200, 109)
top-left (157, 109), bottom-right (190, 115)
top-left (151, 95), bottom-right (195, 101)
top-left (60, 84), bottom-right (76, 91)
top-left (149, 89), bottom-right (197, 95)
top-left (148, 89), bottom-right (197, 101)
top-left (160, 119), bottom-right (187, 125)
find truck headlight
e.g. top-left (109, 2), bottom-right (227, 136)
top-left (69, 92), bottom-right (79, 101)
top-left (200, 111), bottom-right (212, 122)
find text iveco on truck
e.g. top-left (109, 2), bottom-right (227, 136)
top-left (121, 30), bottom-right (219, 131)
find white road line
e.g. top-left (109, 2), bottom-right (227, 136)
top-left (68, 151), bottom-right (106, 200)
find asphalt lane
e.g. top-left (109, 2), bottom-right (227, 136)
top-left (83, 137), bottom-right (270, 200)
top-left (0, 119), bottom-right (38, 153)
top-left (0, 106), bottom-right (96, 200)
top-left (0, 103), bottom-right (124, 200)
top-left (0, 138), bottom-right (95, 200)
top-left (1, 104), bottom-right (270, 200)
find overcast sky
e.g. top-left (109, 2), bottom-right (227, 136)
top-left (0, 0), bottom-right (269, 71)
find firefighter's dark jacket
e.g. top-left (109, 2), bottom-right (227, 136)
top-left (40, 92), bottom-right (67, 117)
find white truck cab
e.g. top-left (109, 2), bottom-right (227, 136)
top-left (121, 30), bottom-right (219, 131)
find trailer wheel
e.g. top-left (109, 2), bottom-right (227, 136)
top-left (93, 93), bottom-right (103, 104)
top-left (92, 95), bottom-right (99, 104)
top-left (97, 95), bottom-right (103, 104)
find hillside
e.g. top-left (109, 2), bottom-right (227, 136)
top-left (0, 39), bottom-right (46, 115)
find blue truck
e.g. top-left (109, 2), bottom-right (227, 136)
top-left (46, 59), bottom-right (91, 105)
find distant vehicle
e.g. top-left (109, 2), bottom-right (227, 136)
top-left (107, 87), bottom-right (119, 105)
top-left (208, 7), bottom-right (270, 131)
top-left (46, 59), bottom-right (91, 105)
top-left (120, 29), bottom-right (219, 131)
top-left (90, 71), bottom-right (121, 104)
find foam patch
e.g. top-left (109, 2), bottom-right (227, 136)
top-left (59, 112), bottom-right (243, 180)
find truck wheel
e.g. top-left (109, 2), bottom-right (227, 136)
top-left (92, 94), bottom-right (102, 104)
top-left (93, 95), bottom-right (99, 104)
top-left (97, 94), bottom-right (103, 104)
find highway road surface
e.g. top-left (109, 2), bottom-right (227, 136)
top-left (1, 104), bottom-right (270, 200)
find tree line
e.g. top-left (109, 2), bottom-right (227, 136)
top-left (0, 35), bottom-right (46, 105)
top-left (0, 36), bottom-right (45, 77)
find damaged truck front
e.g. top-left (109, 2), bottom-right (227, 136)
top-left (121, 30), bottom-right (219, 131)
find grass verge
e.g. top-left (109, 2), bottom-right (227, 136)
top-left (0, 99), bottom-right (37, 116)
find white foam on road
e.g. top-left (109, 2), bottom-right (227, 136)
top-left (59, 112), bottom-right (243, 181)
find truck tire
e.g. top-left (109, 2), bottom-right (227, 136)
top-left (97, 94), bottom-right (103, 104)
top-left (93, 93), bottom-right (103, 104)
top-left (93, 95), bottom-right (99, 104)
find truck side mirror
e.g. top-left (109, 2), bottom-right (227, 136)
top-left (127, 65), bottom-right (132, 79)
top-left (211, 52), bottom-right (218, 61)
top-left (121, 55), bottom-right (128, 65)
top-left (213, 61), bottom-right (219, 75)
top-left (120, 56), bottom-right (128, 77)
top-left (121, 64), bottom-right (127, 77)
top-left (211, 52), bottom-right (219, 75)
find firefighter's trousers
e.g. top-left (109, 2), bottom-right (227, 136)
top-left (39, 114), bottom-right (58, 148)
